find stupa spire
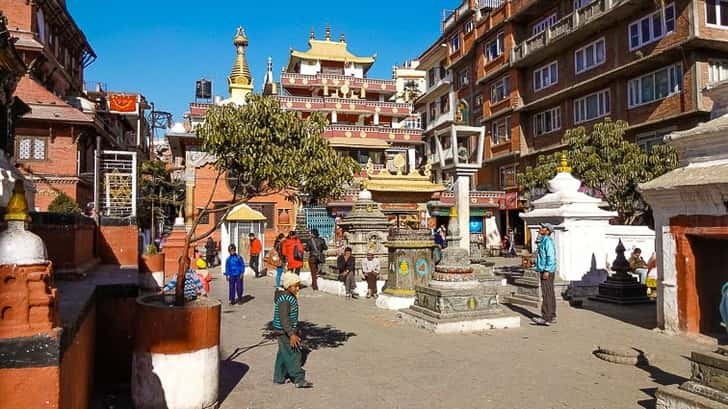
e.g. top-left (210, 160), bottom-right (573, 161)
top-left (556, 153), bottom-right (572, 174)
top-left (229, 26), bottom-right (252, 87)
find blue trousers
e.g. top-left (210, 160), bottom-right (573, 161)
top-left (275, 267), bottom-right (284, 288)
top-left (228, 275), bottom-right (243, 302)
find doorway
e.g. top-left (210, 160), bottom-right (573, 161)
top-left (689, 236), bottom-right (728, 336)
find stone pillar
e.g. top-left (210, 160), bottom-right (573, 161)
top-left (382, 229), bottom-right (435, 298)
top-left (373, 112), bottom-right (379, 125)
top-left (331, 110), bottom-right (338, 123)
top-left (454, 173), bottom-right (470, 251)
top-left (163, 219), bottom-right (190, 280)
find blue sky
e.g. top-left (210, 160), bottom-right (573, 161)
top-left (67, 1), bottom-right (453, 125)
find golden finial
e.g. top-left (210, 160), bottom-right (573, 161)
top-left (5, 180), bottom-right (29, 222)
top-left (339, 33), bottom-right (346, 43)
top-left (325, 25), bottom-right (331, 41)
top-left (556, 153), bottom-right (572, 174)
top-left (448, 206), bottom-right (458, 218)
top-left (309, 28), bottom-right (315, 40)
top-left (229, 26), bottom-right (252, 86)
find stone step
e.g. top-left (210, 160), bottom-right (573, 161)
top-left (656, 384), bottom-right (728, 409)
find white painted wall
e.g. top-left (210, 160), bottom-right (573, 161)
top-left (300, 60), bottom-right (321, 75)
top-left (344, 63), bottom-right (364, 78)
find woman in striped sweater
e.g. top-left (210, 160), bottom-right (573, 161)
top-left (272, 272), bottom-right (313, 388)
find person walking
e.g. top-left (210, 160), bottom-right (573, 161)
top-left (225, 244), bottom-right (246, 305)
top-left (533, 223), bottom-right (557, 326)
top-left (249, 233), bottom-right (263, 278)
top-left (361, 251), bottom-right (380, 299)
top-left (282, 231), bottom-right (304, 274)
top-left (205, 237), bottom-right (217, 267)
top-left (306, 229), bottom-right (327, 291)
top-left (336, 247), bottom-right (357, 299)
top-left (272, 272), bottom-right (313, 388)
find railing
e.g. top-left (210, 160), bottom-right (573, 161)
top-left (327, 124), bottom-right (422, 135)
top-left (440, 190), bottom-right (505, 200)
top-left (443, 0), bottom-right (474, 32)
top-left (280, 72), bottom-right (397, 89)
top-left (274, 95), bottom-right (413, 112)
top-left (511, 0), bottom-right (623, 63)
top-left (479, 0), bottom-right (504, 10)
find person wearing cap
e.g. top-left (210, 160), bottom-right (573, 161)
top-left (249, 233), bottom-right (263, 278)
top-left (272, 272), bottom-right (313, 388)
top-left (225, 244), bottom-right (246, 305)
top-left (533, 223), bottom-right (558, 326)
top-left (361, 250), bottom-right (380, 299)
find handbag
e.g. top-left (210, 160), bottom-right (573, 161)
top-left (293, 244), bottom-right (304, 262)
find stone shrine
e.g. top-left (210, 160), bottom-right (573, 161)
top-left (656, 346), bottom-right (728, 408)
top-left (591, 240), bottom-right (651, 304)
top-left (403, 208), bottom-right (519, 333)
top-left (339, 189), bottom-right (390, 278)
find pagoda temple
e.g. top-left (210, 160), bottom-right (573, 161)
top-left (264, 26), bottom-right (424, 181)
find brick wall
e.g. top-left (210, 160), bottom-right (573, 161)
top-left (0, 366), bottom-right (60, 408)
top-left (30, 219), bottom-right (96, 273)
top-left (98, 224), bottom-right (139, 268)
top-left (59, 304), bottom-right (96, 409)
top-left (0, 0), bottom-right (32, 31)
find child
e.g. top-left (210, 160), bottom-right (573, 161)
top-left (196, 257), bottom-right (212, 294)
top-left (160, 258), bottom-right (205, 301)
top-left (225, 244), bottom-right (246, 305)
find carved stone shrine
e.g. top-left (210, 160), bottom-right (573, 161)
top-left (591, 239), bottom-right (651, 304)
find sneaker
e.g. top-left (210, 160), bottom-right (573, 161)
top-left (295, 381), bottom-right (314, 389)
top-left (550, 318), bottom-right (558, 325)
top-left (531, 317), bottom-right (549, 326)
top-left (351, 293), bottom-right (359, 299)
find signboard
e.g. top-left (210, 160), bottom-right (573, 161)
top-left (108, 94), bottom-right (138, 114)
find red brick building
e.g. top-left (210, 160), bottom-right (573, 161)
top-left (416, 0), bottom-right (728, 243)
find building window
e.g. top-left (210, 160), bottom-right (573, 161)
top-left (628, 4), bottom-right (675, 50)
top-left (440, 94), bottom-right (450, 114)
top-left (429, 103), bottom-right (437, 121)
top-left (628, 64), bottom-right (682, 108)
top-left (574, 0), bottom-right (596, 9)
top-left (16, 136), bottom-right (48, 161)
top-left (533, 61), bottom-right (558, 92)
top-left (36, 9), bottom-right (46, 43)
top-left (450, 35), bottom-right (461, 53)
top-left (706, 0), bottom-right (728, 27)
top-left (533, 107), bottom-right (561, 136)
top-left (491, 116), bottom-right (511, 145)
top-left (636, 128), bottom-right (673, 152)
top-left (458, 68), bottom-right (469, 88)
top-left (532, 13), bottom-right (558, 35)
top-left (428, 68), bottom-right (436, 87)
top-left (499, 165), bottom-right (517, 189)
top-left (474, 94), bottom-right (483, 108)
top-left (485, 31), bottom-right (505, 61)
top-left (575, 37), bottom-right (606, 74)
top-left (465, 20), bottom-right (475, 34)
top-left (709, 60), bottom-right (728, 84)
top-left (490, 76), bottom-right (510, 103)
top-left (574, 89), bottom-right (610, 123)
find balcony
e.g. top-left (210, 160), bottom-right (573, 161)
top-left (424, 111), bottom-right (455, 133)
top-left (443, 0), bottom-right (475, 33)
top-left (417, 74), bottom-right (452, 105)
top-left (511, 0), bottom-right (639, 67)
top-left (324, 124), bottom-right (422, 143)
top-left (280, 72), bottom-right (397, 94)
top-left (274, 95), bottom-right (413, 116)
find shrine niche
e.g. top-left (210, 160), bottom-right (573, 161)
top-left (455, 100), bottom-right (469, 124)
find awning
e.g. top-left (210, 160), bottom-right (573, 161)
top-left (226, 204), bottom-right (266, 222)
top-left (328, 137), bottom-right (389, 150)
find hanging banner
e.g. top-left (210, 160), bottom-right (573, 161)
top-left (108, 94), bottom-right (138, 113)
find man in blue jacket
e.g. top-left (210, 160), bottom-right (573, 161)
top-left (225, 244), bottom-right (246, 305)
top-left (533, 223), bottom-right (557, 326)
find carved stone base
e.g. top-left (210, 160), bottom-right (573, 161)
top-left (401, 307), bottom-right (520, 334)
top-left (591, 274), bottom-right (652, 304)
top-left (656, 348), bottom-right (728, 408)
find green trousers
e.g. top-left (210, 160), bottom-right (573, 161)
top-left (274, 335), bottom-right (306, 384)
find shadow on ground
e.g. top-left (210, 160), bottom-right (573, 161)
top-left (262, 320), bottom-right (356, 350)
top-left (631, 348), bottom-right (688, 409)
top-left (580, 299), bottom-right (658, 330)
top-left (219, 360), bottom-right (250, 404)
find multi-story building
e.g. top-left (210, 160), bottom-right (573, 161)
top-left (417, 0), bottom-right (728, 245)
top-left (265, 27), bottom-right (424, 175)
top-left (1, 0), bottom-right (150, 212)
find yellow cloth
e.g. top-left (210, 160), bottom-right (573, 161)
top-left (196, 258), bottom-right (208, 269)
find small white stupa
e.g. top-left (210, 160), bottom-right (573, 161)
top-left (520, 154), bottom-right (617, 290)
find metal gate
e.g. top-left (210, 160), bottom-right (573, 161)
top-left (95, 150), bottom-right (137, 218)
top-left (303, 206), bottom-right (335, 242)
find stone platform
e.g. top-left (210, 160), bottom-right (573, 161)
top-left (299, 271), bottom-right (385, 298)
top-left (375, 293), bottom-right (414, 310)
top-left (401, 308), bottom-right (520, 334)
top-left (503, 269), bottom-right (567, 308)
top-left (656, 347), bottom-right (728, 408)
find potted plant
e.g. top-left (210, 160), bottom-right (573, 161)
top-left (131, 95), bottom-right (358, 409)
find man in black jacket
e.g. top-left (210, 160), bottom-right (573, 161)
top-left (306, 229), bottom-right (328, 291)
top-left (336, 247), bottom-right (357, 299)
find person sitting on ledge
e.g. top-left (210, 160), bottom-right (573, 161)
top-left (272, 272), bottom-right (313, 388)
top-left (160, 257), bottom-right (206, 301)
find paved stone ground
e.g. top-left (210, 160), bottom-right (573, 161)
top-left (212, 267), bottom-right (716, 409)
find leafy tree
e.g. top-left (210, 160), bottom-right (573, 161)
top-left (48, 192), bottom-right (81, 214)
top-left (171, 95), bottom-right (358, 305)
top-left (137, 159), bottom-right (184, 239)
top-left (518, 118), bottom-right (678, 225)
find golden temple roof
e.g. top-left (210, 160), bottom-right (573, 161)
top-left (229, 26), bottom-right (252, 87)
top-left (363, 156), bottom-right (445, 193)
top-left (287, 27), bottom-right (376, 71)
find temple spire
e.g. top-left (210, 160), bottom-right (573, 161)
top-left (556, 153), bottom-right (572, 174)
top-left (324, 25), bottom-right (331, 41)
top-left (227, 26), bottom-right (253, 104)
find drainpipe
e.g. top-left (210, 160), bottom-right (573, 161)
top-left (94, 135), bottom-right (101, 224)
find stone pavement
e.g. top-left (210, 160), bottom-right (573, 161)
top-left (213, 268), bottom-right (715, 409)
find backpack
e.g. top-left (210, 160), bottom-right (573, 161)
top-left (293, 243), bottom-right (304, 262)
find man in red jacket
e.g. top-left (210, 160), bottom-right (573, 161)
top-left (249, 233), bottom-right (263, 278)
top-left (282, 231), bottom-right (304, 275)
